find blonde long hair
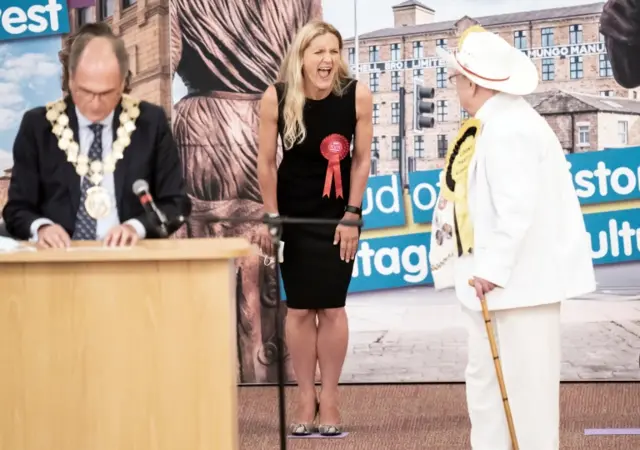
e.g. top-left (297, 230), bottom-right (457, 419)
top-left (277, 20), bottom-right (351, 150)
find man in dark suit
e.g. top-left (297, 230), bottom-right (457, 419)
top-left (2, 23), bottom-right (190, 248)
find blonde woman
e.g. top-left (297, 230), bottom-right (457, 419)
top-left (258, 21), bottom-right (373, 436)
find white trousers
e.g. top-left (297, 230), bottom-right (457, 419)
top-left (462, 302), bottom-right (562, 450)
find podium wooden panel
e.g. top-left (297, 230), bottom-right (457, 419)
top-left (0, 238), bottom-right (252, 450)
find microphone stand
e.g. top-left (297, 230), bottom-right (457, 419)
top-left (211, 213), bottom-right (362, 450)
top-left (147, 214), bottom-right (187, 238)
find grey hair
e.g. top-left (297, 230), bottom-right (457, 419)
top-left (61, 22), bottom-right (131, 93)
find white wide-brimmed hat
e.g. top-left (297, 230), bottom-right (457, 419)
top-left (436, 26), bottom-right (539, 96)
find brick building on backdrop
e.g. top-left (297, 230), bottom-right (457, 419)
top-left (67, 0), bottom-right (171, 116)
top-left (527, 90), bottom-right (640, 152)
top-left (344, 1), bottom-right (640, 175)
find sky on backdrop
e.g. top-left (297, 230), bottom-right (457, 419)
top-left (0, 37), bottom-right (62, 172)
top-left (171, 0), bottom-right (600, 102)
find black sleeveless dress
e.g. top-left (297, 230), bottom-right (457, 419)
top-left (275, 79), bottom-right (359, 310)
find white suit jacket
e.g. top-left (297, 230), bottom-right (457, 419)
top-left (454, 93), bottom-right (596, 311)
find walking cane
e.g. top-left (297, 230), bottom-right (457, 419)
top-left (467, 279), bottom-right (520, 450)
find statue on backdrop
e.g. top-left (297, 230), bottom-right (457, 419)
top-left (600, 0), bottom-right (640, 88)
top-left (170, 0), bottom-right (323, 383)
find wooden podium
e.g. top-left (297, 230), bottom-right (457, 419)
top-left (0, 238), bottom-right (252, 450)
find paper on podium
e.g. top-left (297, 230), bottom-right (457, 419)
top-left (0, 236), bottom-right (36, 253)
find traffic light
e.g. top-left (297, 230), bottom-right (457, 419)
top-left (414, 81), bottom-right (435, 130)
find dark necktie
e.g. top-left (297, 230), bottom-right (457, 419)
top-left (72, 123), bottom-right (104, 240)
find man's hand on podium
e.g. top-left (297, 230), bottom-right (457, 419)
top-left (36, 224), bottom-right (71, 249)
top-left (104, 224), bottom-right (139, 247)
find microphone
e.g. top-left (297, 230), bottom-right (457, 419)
top-left (132, 179), bottom-right (168, 230)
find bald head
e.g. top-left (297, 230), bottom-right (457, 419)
top-left (66, 26), bottom-right (130, 122)
top-left (74, 37), bottom-right (121, 84)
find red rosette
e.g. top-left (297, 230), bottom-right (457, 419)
top-left (320, 133), bottom-right (350, 198)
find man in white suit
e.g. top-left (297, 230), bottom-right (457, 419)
top-left (434, 27), bottom-right (596, 449)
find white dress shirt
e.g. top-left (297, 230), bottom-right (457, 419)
top-left (29, 107), bottom-right (146, 241)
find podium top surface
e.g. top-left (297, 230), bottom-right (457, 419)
top-left (0, 238), bottom-right (253, 264)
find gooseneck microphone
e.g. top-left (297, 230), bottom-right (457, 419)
top-left (132, 180), bottom-right (187, 238)
top-left (133, 179), bottom-right (168, 225)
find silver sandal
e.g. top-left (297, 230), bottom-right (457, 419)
top-left (318, 424), bottom-right (342, 436)
top-left (290, 400), bottom-right (320, 436)
top-left (290, 423), bottom-right (316, 436)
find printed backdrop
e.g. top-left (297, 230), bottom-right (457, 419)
top-left (0, 0), bottom-right (637, 386)
top-left (170, 0), bottom-right (640, 385)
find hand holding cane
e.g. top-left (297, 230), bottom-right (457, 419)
top-left (468, 278), bottom-right (520, 450)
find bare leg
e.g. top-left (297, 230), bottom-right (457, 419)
top-left (285, 308), bottom-right (319, 424)
top-left (315, 316), bottom-right (322, 382)
top-left (316, 307), bottom-right (349, 426)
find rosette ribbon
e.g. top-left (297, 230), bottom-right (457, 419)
top-left (320, 133), bottom-right (349, 198)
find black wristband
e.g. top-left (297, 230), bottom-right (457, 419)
top-left (345, 205), bottom-right (362, 216)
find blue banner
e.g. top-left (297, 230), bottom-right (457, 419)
top-left (407, 169), bottom-right (441, 225)
top-left (280, 232), bottom-right (432, 300)
top-left (280, 208), bottom-right (640, 299)
top-left (584, 208), bottom-right (640, 265)
top-left (407, 146), bottom-right (640, 225)
top-left (361, 173), bottom-right (406, 230)
top-left (569, 146), bottom-right (640, 205)
top-left (279, 146), bottom-right (640, 299)
top-left (349, 232), bottom-right (432, 292)
top-left (0, 0), bottom-right (69, 42)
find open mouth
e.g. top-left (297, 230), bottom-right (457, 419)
top-left (318, 68), bottom-right (332, 80)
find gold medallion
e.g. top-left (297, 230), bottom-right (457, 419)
top-left (85, 186), bottom-right (112, 219)
top-left (46, 94), bottom-right (140, 198)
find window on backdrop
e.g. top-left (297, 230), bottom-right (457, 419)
top-left (436, 100), bottom-right (448, 122)
top-left (437, 135), bottom-right (448, 158)
top-left (541, 27), bottom-right (554, 47)
top-left (368, 46), bottom-right (380, 63)
top-left (436, 67), bottom-right (447, 88)
top-left (412, 41), bottom-right (423, 59)
top-left (100, 0), bottom-right (115, 20)
top-left (77, 7), bottom-right (93, 27)
top-left (513, 30), bottom-right (527, 50)
top-left (390, 43), bottom-right (401, 61)
top-left (570, 56), bottom-right (583, 79)
top-left (371, 137), bottom-right (380, 159)
top-left (599, 54), bottom-right (613, 77)
top-left (414, 135), bottom-right (424, 158)
top-left (391, 102), bottom-right (400, 124)
top-left (391, 71), bottom-right (401, 91)
top-left (123, 0), bottom-right (137, 8)
top-left (391, 136), bottom-right (401, 159)
top-left (578, 125), bottom-right (590, 146)
top-left (618, 121), bottom-right (628, 145)
top-left (369, 73), bottom-right (379, 93)
top-left (542, 58), bottom-right (555, 81)
top-left (569, 24), bottom-right (583, 44)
